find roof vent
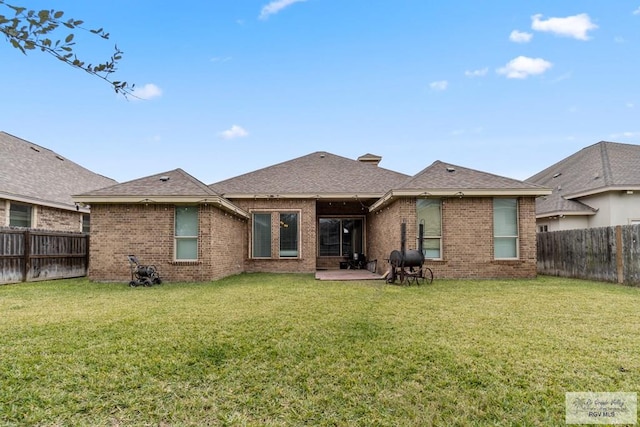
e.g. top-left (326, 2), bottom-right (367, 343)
top-left (446, 166), bottom-right (455, 172)
top-left (159, 176), bottom-right (170, 182)
top-left (30, 146), bottom-right (40, 152)
top-left (357, 153), bottom-right (382, 166)
top-left (553, 173), bottom-right (562, 178)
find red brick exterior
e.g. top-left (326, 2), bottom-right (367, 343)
top-left (1, 198), bottom-right (85, 232)
top-left (368, 197), bottom-right (538, 279)
top-left (38, 206), bottom-right (85, 232)
top-left (85, 196), bottom-right (538, 282)
top-left (88, 203), bottom-right (246, 282)
top-left (233, 199), bottom-right (317, 273)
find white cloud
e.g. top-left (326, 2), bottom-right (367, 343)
top-left (259, 0), bottom-right (307, 20)
top-left (497, 56), bottom-right (553, 79)
top-left (429, 80), bottom-right (448, 91)
top-left (465, 68), bottom-right (489, 78)
top-left (509, 30), bottom-right (533, 43)
top-left (626, 102), bottom-right (635, 108)
top-left (132, 83), bottom-right (162, 100)
top-left (610, 131), bottom-right (640, 140)
top-left (634, 7), bottom-right (640, 15)
top-left (210, 56), bottom-right (232, 63)
top-left (219, 125), bottom-right (249, 140)
top-left (531, 13), bottom-right (598, 40)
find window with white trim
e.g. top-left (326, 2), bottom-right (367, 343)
top-left (251, 211), bottom-right (301, 259)
top-left (9, 203), bottom-right (32, 228)
top-left (82, 214), bottom-right (90, 233)
top-left (416, 199), bottom-right (442, 259)
top-left (279, 213), bottom-right (299, 257)
top-left (175, 206), bottom-right (198, 260)
top-left (252, 213), bottom-right (272, 258)
top-left (494, 198), bottom-right (518, 259)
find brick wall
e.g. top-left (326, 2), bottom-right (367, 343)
top-left (1, 199), bottom-right (83, 232)
top-left (88, 203), bottom-right (246, 282)
top-left (233, 199), bottom-right (317, 273)
top-left (37, 205), bottom-right (84, 232)
top-left (369, 197), bottom-right (538, 279)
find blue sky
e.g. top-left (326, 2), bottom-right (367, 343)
top-left (2, 1), bottom-right (640, 184)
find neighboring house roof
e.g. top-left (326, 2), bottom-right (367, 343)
top-left (526, 141), bottom-right (640, 218)
top-left (74, 168), bottom-right (249, 218)
top-left (209, 151), bottom-right (410, 198)
top-left (0, 131), bottom-right (117, 212)
top-left (370, 160), bottom-right (551, 212)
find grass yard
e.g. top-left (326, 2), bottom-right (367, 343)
top-left (0, 274), bottom-right (638, 426)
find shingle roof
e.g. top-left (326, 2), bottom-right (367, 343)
top-left (367, 160), bottom-right (551, 212)
top-left (526, 141), bottom-right (640, 217)
top-left (76, 168), bottom-right (218, 198)
top-left (209, 151), bottom-right (410, 197)
top-left (0, 131), bottom-right (117, 210)
top-left (74, 168), bottom-right (249, 218)
top-left (400, 160), bottom-right (549, 192)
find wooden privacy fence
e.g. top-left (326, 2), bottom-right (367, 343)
top-left (0, 228), bottom-right (89, 284)
top-left (537, 224), bottom-right (640, 286)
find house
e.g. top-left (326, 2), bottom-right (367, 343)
top-left (74, 152), bottom-right (551, 282)
top-left (526, 141), bottom-right (640, 231)
top-left (0, 131), bottom-right (117, 232)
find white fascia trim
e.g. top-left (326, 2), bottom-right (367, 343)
top-left (0, 192), bottom-right (87, 213)
top-left (564, 185), bottom-right (640, 199)
top-left (73, 195), bottom-right (249, 219)
top-left (536, 210), bottom-right (597, 219)
top-left (369, 188), bottom-right (552, 212)
top-left (221, 192), bottom-right (385, 200)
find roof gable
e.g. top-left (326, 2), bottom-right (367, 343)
top-left (401, 160), bottom-right (548, 192)
top-left (368, 160), bottom-right (551, 212)
top-left (0, 131), bottom-right (117, 210)
top-left (75, 169), bottom-right (248, 218)
top-left (76, 168), bottom-right (218, 198)
top-left (210, 151), bottom-right (410, 197)
top-left (526, 141), bottom-right (640, 217)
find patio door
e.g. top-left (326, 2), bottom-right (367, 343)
top-left (318, 218), bottom-right (364, 257)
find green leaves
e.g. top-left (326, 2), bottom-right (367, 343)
top-left (0, 0), bottom-right (133, 96)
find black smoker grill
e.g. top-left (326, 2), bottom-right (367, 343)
top-left (386, 222), bottom-right (433, 285)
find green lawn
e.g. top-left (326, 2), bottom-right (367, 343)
top-left (0, 274), bottom-right (638, 426)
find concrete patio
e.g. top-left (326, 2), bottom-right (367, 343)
top-left (314, 269), bottom-right (385, 281)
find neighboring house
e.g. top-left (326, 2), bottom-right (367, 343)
top-left (74, 152), bottom-right (551, 282)
top-left (0, 132), bottom-right (117, 232)
top-left (527, 141), bottom-right (640, 231)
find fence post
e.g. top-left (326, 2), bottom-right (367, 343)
top-left (616, 225), bottom-right (624, 284)
top-left (22, 230), bottom-right (30, 282)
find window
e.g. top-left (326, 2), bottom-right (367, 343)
top-left (494, 198), bottom-right (518, 259)
top-left (252, 213), bottom-right (272, 258)
top-left (318, 218), bottom-right (363, 257)
top-left (252, 211), bottom-right (301, 259)
top-left (82, 214), bottom-right (90, 233)
top-left (279, 213), bottom-right (299, 257)
top-left (416, 199), bottom-right (442, 259)
top-left (9, 203), bottom-right (32, 228)
top-left (175, 206), bottom-right (198, 260)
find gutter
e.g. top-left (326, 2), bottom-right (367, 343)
top-left (1, 191), bottom-right (89, 213)
top-left (369, 188), bottom-right (553, 212)
top-left (72, 195), bottom-right (249, 219)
